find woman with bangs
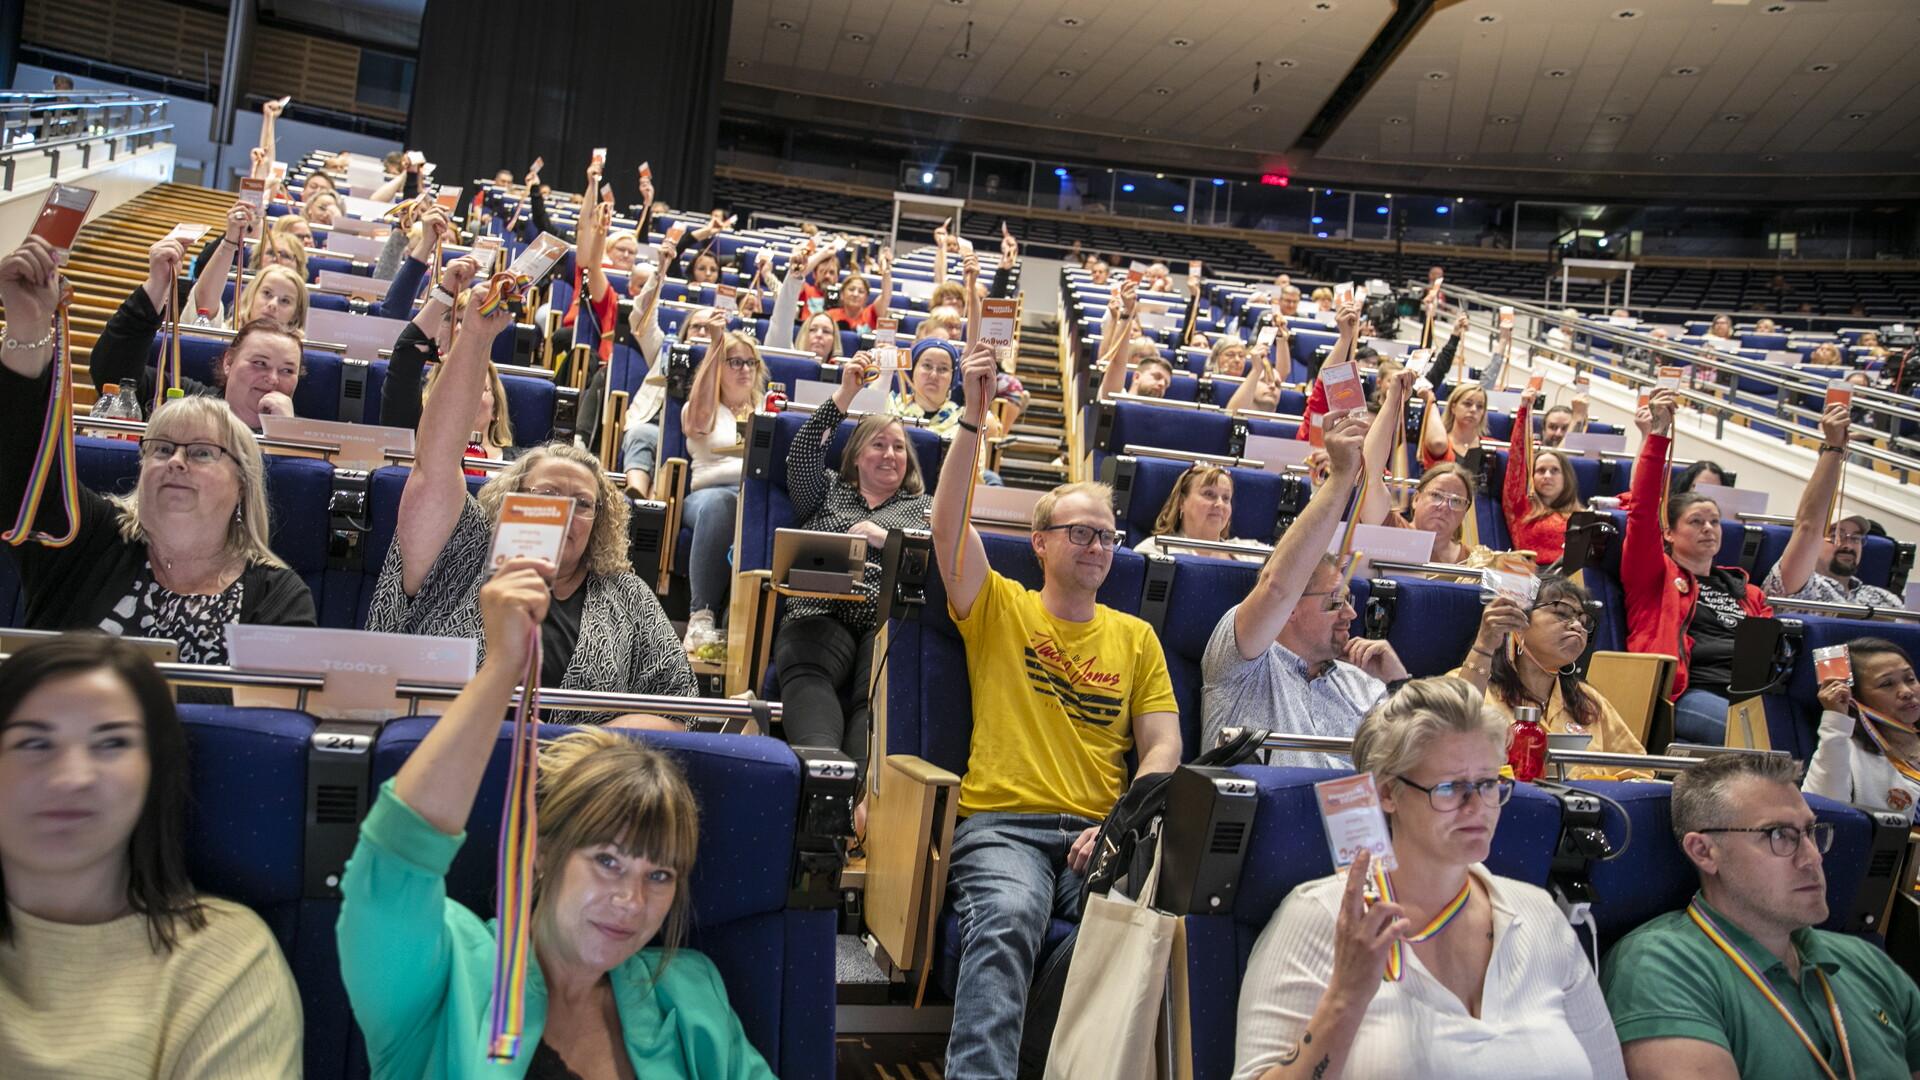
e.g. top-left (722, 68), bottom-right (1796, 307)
top-left (3, 236), bottom-right (316, 668)
top-left (1503, 395), bottom-right (1585, 567)
top-left (1418, 382), bottom-right (1488, 469)
top-left (1133, 463), bottom-right (1266, 563)
top-left (364, 286), bottom-right (693, 727)
top-left (338, 566), bottom-right (772, 1078)
top-left (89, 234), bottom-right (310, 426)
top-left (678, 319), bottom-right (771, 656)
top-left (379, 256), bottom-right (521, 468)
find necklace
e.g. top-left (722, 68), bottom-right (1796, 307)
top-left (1371, 866), bottom-right (1473, 982)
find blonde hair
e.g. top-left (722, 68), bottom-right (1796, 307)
top-left (837, 414), bottom-right (925, 497)
top-left (1152, 464), bottom-right (1232, 539)
top-left (914, 311), bottom-right (963, 342)
top-left (111, 395), bottom-right (284, 569)
top-left (534, 728), bottom-right (699, 977)
top-left (1443, 384), bottom-right (1487, 434)
top-left (1413, 464), bottom-right (1474, 542)
top-left (477, 443), bottom-right (630, 576)
top-left (1033, 480), bottom-right (1115, 531)
top-left (1351, 676), bottom-right (1506, 799)
top-left (799, 313), bottom-right (840, 358)
top-left (254, 232), bottom-right (309, 280)
top-left (236, 264), bottom-right (309, 332)
top-left (1207, 337), bottom-right (1247, 374)
top-left (700, 330), bottom-right (770, 420)
top-left (424, 359), bottom-right (516, 448)
top-left (928, 282), bottom-right (967, 310)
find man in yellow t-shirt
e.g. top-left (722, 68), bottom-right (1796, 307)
top-left (930, 341), bottom-right (1182, 1080)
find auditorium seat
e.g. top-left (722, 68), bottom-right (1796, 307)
top-left (1107, 455), bottom-right (1304, 547)
top-left (363, 721), bottom-right (836, 1079)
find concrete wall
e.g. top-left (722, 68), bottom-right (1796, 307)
top-left (0, 139), bottom-right (174, 249)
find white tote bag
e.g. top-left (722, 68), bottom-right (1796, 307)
top-left (1044, 838), bottom-right (1177, 1080)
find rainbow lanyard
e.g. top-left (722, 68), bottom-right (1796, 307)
top-left (1371, 866), bottom-right (1473, 982)
top-left (153, 269), bottom-right (184, 415)
top-left (1687, 900), bottom-right (1855, 1080)
top-left (1853, 702), bottom-right (1920, 788)
top-left (5, 299), bottom-right (80, 548)
top-left (487, 625), bottom-right (544, 1061)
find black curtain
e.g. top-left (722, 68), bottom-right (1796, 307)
top-left (407, 0), bottom-right (732, 215)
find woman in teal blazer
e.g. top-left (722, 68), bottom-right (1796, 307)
top-left (336, 556), bottom-right (776, 1079)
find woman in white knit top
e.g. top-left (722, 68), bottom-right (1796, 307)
top-left (1804, 636), bottom-right (1920, 823)
top-left (1233, 677), bottom-right (1625, 1080)
top-left (0, 634), bottom-right (301, 1078)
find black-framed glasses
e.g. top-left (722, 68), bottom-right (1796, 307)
top-left (1040, 523), bottom-right (1120, 549)
top-left (139, 438), bottom-right (236, 468)
top-left (1533, 601), bottom-right (1596, 634)
top-left (522, 486), bottom-right (598, 519)
top-left (723, 356), bottom-right (757, 371)
top-left (1394, 774), bottom-right (1514, 812)
top-left (1698, 822), bottom-right (1835, 858)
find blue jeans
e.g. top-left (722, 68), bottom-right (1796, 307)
top-left (683, 485), bottom-right (738, 617)
top-left (1675, 688), bottom-right (1730, 745)
top-left (621, 421), bottom-right (660, 476)
top-left (945, 811), bottom-right (1097, 1080)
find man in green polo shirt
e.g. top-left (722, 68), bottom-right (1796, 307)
top-left (1602, 753), bottom-right (1920, 1079)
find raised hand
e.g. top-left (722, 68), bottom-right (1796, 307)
top-left (225, 200), bottom-right (259, 243)
top-left (1336, 299), bottom-right (1361, 336)
top-left (637, 164), bottom-right (654, 206)
top-left (959, 339), bottom-right (997, 420)
top-left (1816, 678), bottom-right (1853, 716)
top-left (1326, 848), bottom-right (1407, 1011)
top-left (480, 558), bottom-right (554, 672)
top-left (1648, 388), bottom-right (1677, 436)
top-left (525, 157), bottom-right (543, 187)
top-left (0, 237), bottom-right (63, 350)
top-left (1819, 402), bottom-right (1851, 450)
top-left (1472, 595), bottom-right (1530, 656)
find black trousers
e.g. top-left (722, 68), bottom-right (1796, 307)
top-left (773, 615), bottom-right (874, 779)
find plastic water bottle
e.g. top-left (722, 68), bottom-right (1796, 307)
top-left (1507, 705), bottom-right (1548, 783)
top-left (91, 382), bottom-right (123, 417)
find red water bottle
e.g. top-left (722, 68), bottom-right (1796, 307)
top-left (1507, 705), bottom-right (1547, 783)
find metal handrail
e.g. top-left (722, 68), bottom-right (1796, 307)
top-left (1235, 730), bottom-right (1735, 773)
top-left (1766, 597), bottom-right (1920, 623)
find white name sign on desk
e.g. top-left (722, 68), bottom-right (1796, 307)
top-left (1329, 523), bottom-right (1438, 570)
top-left (1242, 434), bottom-right (1315, 472)
top-left (225, 625), bottom-right (476, 720)
top-left (1559, 431), bottom-right (1628, 456)
top-left (1693, 483), bottom-right (1769, 524)
top-left (260, 415), bottom-right (415, 468)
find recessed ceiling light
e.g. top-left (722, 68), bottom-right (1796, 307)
top-left (1722, 113), bottom-right (1744, 122)
top-left (1058, 15), bottom-right (1083, 27)
top-left (1551, 154), bottom-right (1566, 162)
top-left (959, 95), bottom-right (972, 103)
top-left (773, 18), bottom-right (797, 31)
top-left (1051, 112), bottom-right (1066, 119)
top-left (864, 80), bottom-right (879, 89)
top-left (1477, 12), bottom-right (1501, 23)
top-left (1454, 154), bottom-right (1469, 162)
top-left (946, 0), bottom-right (968, 6)
top-left (1386, 116), bottom-right (1406, 125)
top-left (1248, 104), bottom-right (1266, 113)
top-left (1276, 59), bottom-right (1298, 69)
top-left (1055, 69), bottom-right (1076, 78)
top-left (1606, 114), bottom-right (1629, 123)
top-left (1168, 36), bottom-right (1193, 47)
top-left (1670, 66), bottom-right (1700, 76)
top-left (1152, 87), bottom-right (1172, 96)
top-left (1761, 154), bottom-right (1779, 162)
top-left (1807, 62), bottom-right (1836, 73)
top-left (1544, 69), bottom-right (1571, 79)
top-left (1655, 154), bottom-right (1671, 162)
top-left (734, 59), bottom-right (750, 68)
top-left (951, 49), bottom-right (973, 60)
top-left (1613, 9), bottom-right (1641, 19)
top-left (1142, 128), bottom-right (1155, 135)
top-left (1491, 115), bottom-right (1516, 125)
top-left (1846, 111), bottom-right (1870, 120)
top-left (845, 31), bottom-right (868, 42)
top-left (1426, 71), bottom-right (1450, 81)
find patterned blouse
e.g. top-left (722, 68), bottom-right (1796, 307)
top-left (364, 497), bottom-right (696, 724)
top-left (780, 401), bottom-right (933, 635)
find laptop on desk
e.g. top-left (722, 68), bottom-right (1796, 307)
top-left (772, 528), bottom-right (868, 595)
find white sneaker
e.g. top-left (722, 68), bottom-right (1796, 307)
top-left (683, 609), bottom-right (716, 656)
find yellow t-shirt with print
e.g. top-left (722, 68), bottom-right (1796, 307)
top-left (951, 569), bottom-right (1179, 820)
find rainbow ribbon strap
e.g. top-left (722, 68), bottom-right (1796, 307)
top-left (5, 303), bottom-right (81, 548)
top-left (1687, 900), bottom-right (1854, 1080)
top-left (1371, 866), bottom-right (1472, 982)
top-left (487, 625), bottom-right (543, 1061)
top-left (1854, 702), bottom-right (1920, 787)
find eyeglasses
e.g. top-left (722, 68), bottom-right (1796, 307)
top-left (1041, 523), bottom-right (1120, 549)
top-left (1302, 588), bottom-right (1356, 613)
top-left (139, 438), bottom-right (235, 468)
top-left (522, 487), bottom-right (598, 519)
top-left (1395, 774), bottom-right (1515, 812)
top-left (723, 357), bottom-right (757, 371)
top-left (1827, 530), bottom-right (1865, 547)
top-left (1419, 490), bottom-right (1470, 512)
top-left (1698, 822), bottom-right (1835, 858)
top-left (1534, 601), bottom-right (1596, 634)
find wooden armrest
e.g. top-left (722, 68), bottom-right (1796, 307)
top-left (599, 389), bottom-right (628, 471)
top-left (653, 458), bottom-right (689, 594)
top-left (723, 569), bottom-right (774, 699)
top-left (1586, 651), bottom-right (1677, 749)
top-left (866, 753), bottom-right (961, 1003)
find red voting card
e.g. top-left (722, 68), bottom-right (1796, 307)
top-left (31, 185), bottom-right (96, 261)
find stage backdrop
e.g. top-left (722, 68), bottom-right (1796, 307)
top-left (408, 0), bottom-right (731, 214)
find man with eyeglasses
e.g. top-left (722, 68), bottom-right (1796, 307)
top-left (930, 340), bottom-right (1182, 1080)
top-left (1203, 410), bottom-right (1448, 767)
top-left (1601, 753), bottom-right (1920, 1079)
top-left (1764, 513), bottom-right (1904, 611)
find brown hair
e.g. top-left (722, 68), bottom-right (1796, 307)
top-left (837, 414), bottom-right (925, 497)
top-left (477, 443), bottom-right (630, 576)
top-left (1412, 463), bottom-right (1474, 542)
top-left (424, 359), bottom-right (516, 449)
top-left (1526, 447), bottom-right (1584, 521)
top-left (1152, 463), bottom-right (1232, 539)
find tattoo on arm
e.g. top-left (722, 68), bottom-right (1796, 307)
top-left (1310, 1056), bottom-right (1331, 1080)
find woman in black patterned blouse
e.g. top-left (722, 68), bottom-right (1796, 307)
top-left (774, 355), bottom-right (932, 783)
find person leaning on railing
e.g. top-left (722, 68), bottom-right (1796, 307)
top-left (360, 282), bottom-right (692, 728)
top-left (0, 236), bottom-right (316, 672)
top-left (0, 634), bottom-right (304, 1077)
top-left (336, 565), bottom-right (773, 1079)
